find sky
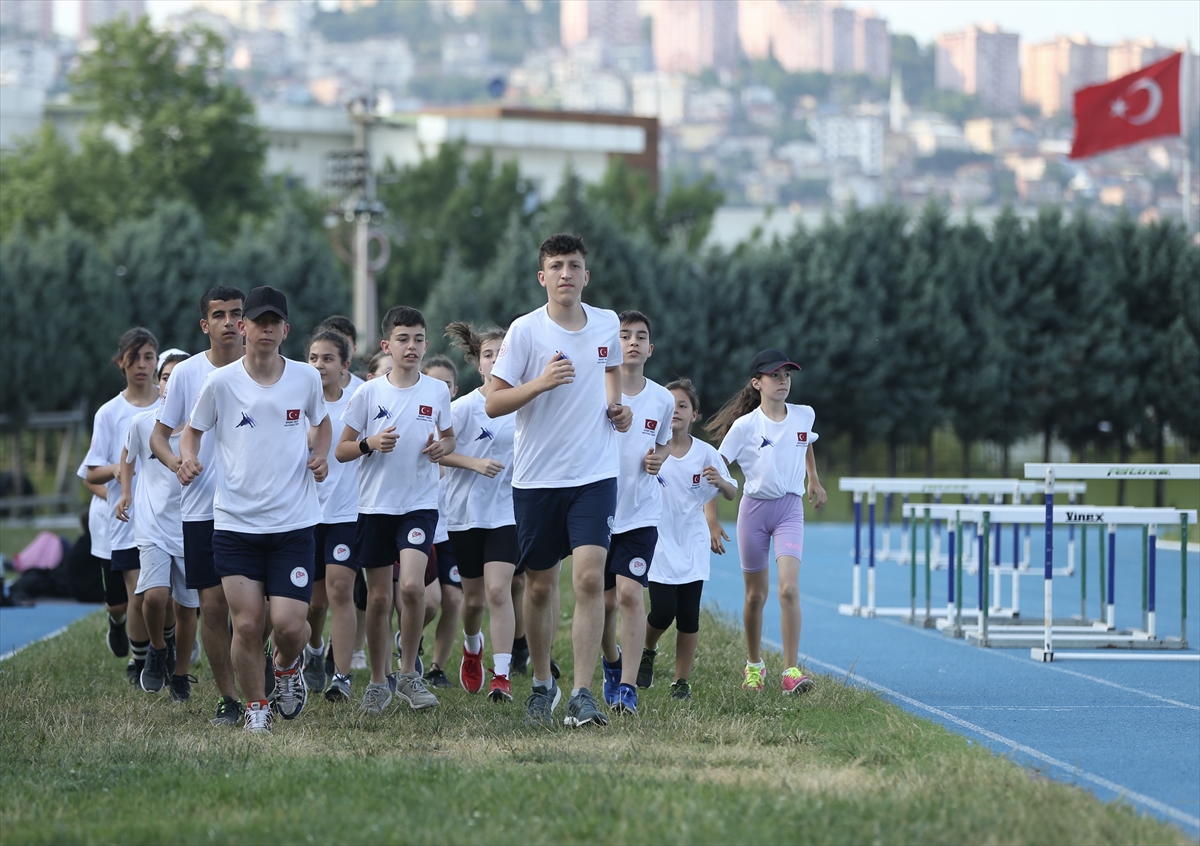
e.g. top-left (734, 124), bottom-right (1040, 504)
top-left (53, 0), bottom-right (1200, 50)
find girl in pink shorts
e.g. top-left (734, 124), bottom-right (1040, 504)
top-left (708, 349), bottom-right (827, 694)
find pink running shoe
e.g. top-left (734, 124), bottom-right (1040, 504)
top-left (782, 667), bottom-right (815, 694)
top-left (742, 663), bottom-right (765, 691)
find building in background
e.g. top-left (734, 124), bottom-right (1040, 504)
top-left (809, 113), bottom-right (883, 176)
top-left (561, 0), bottom-right (641, 49)
top-left (1107, 39), bottom-right (1175, 79)
top-left (935, 23), bottom-right (1020, 116)
top-left (652, 0), bottom-right (737, 75)
top-left (80, 0), bottom-right (147, 39)
top-left (0, 0), bottom-right (54, 39)
top-left (1022, 35), bottom-right (1109, 116)
top-left (738, 1), bottom-right (889, 80)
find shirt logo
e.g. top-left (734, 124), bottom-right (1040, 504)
top-left (475, 427), bottom-right (495, 441)
top-left (760, 436), bottom-right (774, 448)
top-left (656, 475), bottom-right (667, 487)
top-left (598, 346), bottom-right (608, 358)
top-left (692, 473), bottom-right (702, 485)
top-left (285, 408), bottom-right (301, 427)
top-left (417, 405), bottom-right (433, 420)
top-left (237, 412), bottom-right (257, 429)
top-left (644, 419), bottom-right (657, 432)
top-left (374, 406), bottom-right (392, 420)
top-left (797, 432), bottom-right (807, 443)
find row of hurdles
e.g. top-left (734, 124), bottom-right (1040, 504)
top-left (836, 464), bottom-right (1199, 662)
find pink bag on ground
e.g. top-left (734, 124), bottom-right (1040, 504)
top-left (13, 531), bottom-right (65, 572)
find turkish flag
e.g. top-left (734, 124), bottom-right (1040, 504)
top-left (1070, 52), bottom-right (1182, 159)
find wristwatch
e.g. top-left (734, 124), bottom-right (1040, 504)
top-left (359, 438), bottom-right (373, 455)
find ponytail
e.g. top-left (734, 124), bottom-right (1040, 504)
top-left (445, 321), bottom-right (505, 364)
top-left (704, 381), bottom-right (761, 442)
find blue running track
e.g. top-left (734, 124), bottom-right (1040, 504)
top-left (0, 602), bottom-right (99, 661)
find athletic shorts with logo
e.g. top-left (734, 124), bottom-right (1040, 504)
top-left (212, 528), bottom-right (316, 602)
top-left (605, 526), bottom-right (658, 589)
top-left (354, 510), bottom-right (438, 571)
top-left (314, 521), bottom-right (357, 580)
top-left (513, 478), bottom-right (616, 572)
top-left (447, 525), bottom-right (522, 580)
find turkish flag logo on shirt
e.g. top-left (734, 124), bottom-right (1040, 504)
top-left (418, 405), bottom-right (433, 417)
top-left (645, 419), bottom-right (657, 431)
top-left (797, 432), bottom-right (807, 443)
top-left (1070, 52), bottom-right (1182, 159)
top-left (286, 409), bottom-right (300, 421)
top-left (598, 347), bottom-right (608, 358)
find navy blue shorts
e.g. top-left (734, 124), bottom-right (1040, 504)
top-left (212, 528), bottom-right (316, 603)
top-left (605, 526), bottom-right (658, 590)
top-left (448, 526), bottom-right (521, 580)
top-left (314, 521), bottom-right (357, 581)
top-left (182, 519), bottom-right (219, 591)
top-left (513, 478), bottom-right (617, 573)
top-left (110, 547), bottom-right (141, 572)
top-left (354, 510), bottom-right (438, 571)
top-left (434, 541), bottom-right (462, 588)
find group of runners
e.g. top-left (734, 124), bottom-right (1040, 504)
top-left (81, 232), bottom-right (828, 733)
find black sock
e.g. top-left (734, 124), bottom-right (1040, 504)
top-left (163, 624), bottom-right (176, 644)
top-left (513, 635), bottom-right (528, 650)
top-left (131, 638), bottom-right (150, 669)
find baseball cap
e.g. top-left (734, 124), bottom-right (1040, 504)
top-left (748, 349), bottom-right (801, 377)
top-left (243, 286), bottom-right (288, 321)
top-left (157, 348), bottom-right (188, 369)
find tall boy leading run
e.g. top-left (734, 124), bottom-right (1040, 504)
top-left (178, 286), bottom-right (331, 734)
top-left (487, 233), bottom-right (632, 728)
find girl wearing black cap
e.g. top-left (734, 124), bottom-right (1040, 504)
top-left (707, 349), bottom-right (827, 695)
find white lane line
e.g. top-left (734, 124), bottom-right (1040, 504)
top-left (938, 705), bottom-right (1178, 710)
top-left (0, 624), bottom-right (71, 662)
top-left (792, 646), bottom-right (1200, 832)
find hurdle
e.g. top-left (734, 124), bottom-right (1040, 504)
top-left (1025, 463), bottom-right (1200, 662)
top-left (837, 478), bottom-right (1086, 619)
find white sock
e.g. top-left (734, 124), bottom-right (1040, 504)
top-left (306, 639), bottom-right (324, 655)
top-left (533, 676), bottom-right (552, 691)
top-left (494, 652), bottom-right (511, 677)
top-left (748, 660), bottom-right (765, 669)
top-left (464, 631), bottom-right (483, 653)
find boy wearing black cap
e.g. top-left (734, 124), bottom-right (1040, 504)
top-left (178, 286), bottom-right (331, 733)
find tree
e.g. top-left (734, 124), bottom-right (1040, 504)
top-left (586, 158), bottom-right (724, 252)
top-left (71, 17), bottom-right (269, 238)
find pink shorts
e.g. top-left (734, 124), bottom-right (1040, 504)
top-left (736, 494), bottom-right (805, 573)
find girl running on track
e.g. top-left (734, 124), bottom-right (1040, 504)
top-left (707, 350), bottom-right (827, 695)
top-left (639, 379), bottom-right (736, 701)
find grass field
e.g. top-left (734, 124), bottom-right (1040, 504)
top-left (0, 566), bottom-right (1191, 845)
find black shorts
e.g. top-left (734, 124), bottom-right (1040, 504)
top-left (433, 540), bottom-right (462, 588)
top-left (102, 556), bottom-right (127, 607)
top-left (314, 521), bottom-right (357, 581)
top-left (212, 528), bottom-right (316, 603)
top-left (448, 526), bottom-right (521, 580)
top-left (354, 510), bottom-right (438, 571)
top-left (604, 527), bottom-right (658, 590)
top-left (110, 547), bottom-right (141, 572)
top-left (647, 580), bottom-right (704, 634)
top-left (513, 478), bottom-right (616, 573)
top-left (182, 519), bottom-right (219, 591)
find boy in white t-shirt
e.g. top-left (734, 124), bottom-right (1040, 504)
top-left (598, 311), bottom-right (673, 716)
top-left (487, 233), bottom-right (633, 728)
top-left (335, 306), bottom-right (455, 714)
top-left (179, 286), bottom-right (331, 733)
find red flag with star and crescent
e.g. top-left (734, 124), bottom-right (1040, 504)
top-left (1070, 52), bottom-right (1182, 159)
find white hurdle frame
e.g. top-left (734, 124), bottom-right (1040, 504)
top-left (1025, 463), bottom-right (1200, 663)
top-left (837, 478), bottom-right (1086, 618)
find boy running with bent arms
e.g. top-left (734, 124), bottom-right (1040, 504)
top-left (486, 233), bottom-right (632, 728)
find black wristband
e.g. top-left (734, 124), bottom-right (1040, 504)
top-left (359, 438), bottom-right (373, 455)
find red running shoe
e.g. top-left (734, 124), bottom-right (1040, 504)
top-left (460, 633), bottom-right (485, 694)
top-left (487, 670), bottom-right (512, 702)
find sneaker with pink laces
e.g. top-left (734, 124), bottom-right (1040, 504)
top-left (782, 667), bottom-right (815, 694)
top-left (460, 632), bottom-right (485, 693)
top-left (742, 663), bottom-right (765, 691)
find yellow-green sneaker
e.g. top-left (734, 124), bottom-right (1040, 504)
top-left (742, 663), bottom-right (765, 691)
top-left (782, 667), bottom-right (815, 695)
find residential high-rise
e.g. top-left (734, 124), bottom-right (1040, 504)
top-left (1022, 36), bottom-right (1109, 117)
top-left (854, 9), bottom-right (890, 81)
top-left (738, 1), bottom-right (890, 80)
top-left (652, 0), bottom-right (737, 75)
top-left (0, 0), bottom-right (54, 38)
top-left (1107, 39), bottom-right (1175, 79)
top-left (80, 0), bottom-right (147, 38)
top-left (561, 0), bottom-right (641, 49)
top-left (935, 23), bottom-right (1020, 116)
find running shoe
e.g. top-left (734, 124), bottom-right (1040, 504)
top-left (126, 660), bottom-right (140, 685)
top-left (637, 647), bottom-right (657, 689)
top-left (602, 649), bottom-right (621, 706)
top-left (303, 644), bottom-right (327, 694)
top-left (550, 658), bottom-right (561, 679)
top-left (165, 633), bottom-right (177, 677)
top-left (670, 679), bottom-right (692, 701)
top-left (272, 651), bottom-right (308, 720)
top-left (263, 639), bottom-right (276, 699)
top-left (191, 638), bottom-right (201, 666)
top-left (487, 671), bottom-right (512, 703)
top-left (460, 633), bottom-right (485, 694)
top-left (612, 683), bottom-right (638, 716)
top-left (106, 616), bottom-right (129, 658)
top-left (140, 646), bottom-right (168, 693)
top-left (169, 674), bottom-right (197, 703)
top-left (523, 679), bottom-right (561, 727)
top-left (350, 649), bottom-right (367, 670)
top-left (211, 696), bottom-right (244, 726)
top-left (394, 633), bottom-right (424, 678)
top-left (511, 639), bottom-right (530, 675)
top-left (244, 700), bottom-right (273, 734)
top-left (394, 671), bottom-right (439, 710)
top-left (782, 667), bottom-right (815, 695)
top-left (743, 663), bottom-right (765, 691)
top-left (358, 680), bottom-right (393, 714)
top-left (423, 665), bottom-right (453, 689)
top-left (324, 642), bottom-right (335, 678)
top-left (564, 687), bottom-right (608, 727)
top-left (325, 673), bottom-right (351, 703)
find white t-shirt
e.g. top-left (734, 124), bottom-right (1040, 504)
top-left (189, 358), bottom-right (327, 534)
top-left (612, 380), bottom-right (674, 534)
top-left (317, 385), bottom-right (359, 524)
top-left (157, 351), bottom-right (220, 523)
top-left (652, 437), bottom-right (737, 584)
top-left (124, 408), bottom-right (184, 557)
top-left (341, 372), bottom-right (452, 515)
top-left (78, 460), bottom-right (112, 560)
top-left (434, 475), bottom-right (449, 544)
top-left (490, 303), bottom-right (622, 489)
top-left (718, 404), bottom-right (819, 500)
top-left (83, 392), bottom-right (154, 551)
top-left (443, 389), bottom-right (516, 531)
